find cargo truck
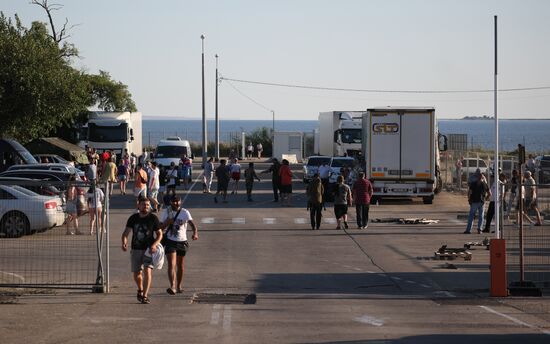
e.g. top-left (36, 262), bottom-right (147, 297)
top-left (86, 111), bottom-right (142, 159)
top-left (317, 111), bottom-right (363, 157)
top-left (362, 107), bottom-right (447, 204)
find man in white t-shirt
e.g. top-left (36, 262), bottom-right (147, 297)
top-left (160, 195), bottom-right (198, 294)
top-left (166, 162), bottom-right (179, 196)
top-left (148, 161), bottom-right (160, 212)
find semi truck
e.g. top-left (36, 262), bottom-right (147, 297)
top-left (86, 111), bottom-right (142, 159)
top-left (317, 111), bottom-right (363, 157)
top-left (362, 107), bottom-right (447, 204)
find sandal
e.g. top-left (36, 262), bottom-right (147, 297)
top-left (141, 296), bottom-right (150, 304)
top-left (176, 288), bottom-right (183, 294)
top-left (137, 290), bottom-right (144, 302)
top-left (166, 288), bottom-right (176, 295)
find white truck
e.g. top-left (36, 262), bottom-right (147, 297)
top-left (362, 107), bottom-right (447, 204)
top-left (86, 111), bottom-right (142, 159)
top-left (317, 111), bottom-right (363, 157)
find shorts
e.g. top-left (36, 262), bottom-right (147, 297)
top-left (525, 198), bottom-right (537, 209)
top-left (159, 185), bottom-right (166, 193)
top-left (279, 184), bottom-right (292, 194)
top-left (131, 249), bottom-right (154, 272)
top-left (217, 181), bottom-right (229, 192)
top-left (166, 184), bottom-right (176, 190)
top-left (149, 189), bottom-right (159, 200)
top-left (118, 175), bottom-right (127, 181)
top-left (66, 201), bottom-right (77, 215)
top-left (134, 187), bottom-right (147, 198)
top-left (164, 239), bottom-right (189, 257)
top-left (231, 172), bottom-right (241, 181)
top-left (334, 204), bottom-right (349, 219)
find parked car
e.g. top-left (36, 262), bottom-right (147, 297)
top-left (461, 158), bottom-right (488, 180)
top-left (302, 156), bottom-right (331, 183)
top-left (0, 176), bottom-right (64, 200)
top-left (0, 185), bottom-right (65, 238)
top-left (33, 154), bottom-right (70, 164)
top-left (7, 163), bottom-right (86, 181)
top-left (535, 155), bottom-right (550, 184)
top-left (0, 170), bottom-right (88, 215)
top-left (325, 156), bottom-right (356, 201)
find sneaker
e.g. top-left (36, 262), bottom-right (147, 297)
top-left (166, 288), bottom-right (176, 295)
top-left (463, 231), bottom-right (471, 234)
top-left (137, 290), bottom-right (144, 302)
top-left (364, 223), bottom-right (369, 229)
top-left (176, 288), bottom-right (183, 294)
top-left (477, 229), bottom-right (482, 234)
top-left (141, 296), bottom-right (150, 304)
top-left (336, 226), bottom-right (342, 230)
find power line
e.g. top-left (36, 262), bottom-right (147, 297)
top-left (222, 77), bottom-right (273, 112)
top-left (220, 77), bottom-right (550, 94)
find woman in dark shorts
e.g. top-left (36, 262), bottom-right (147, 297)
top-left (333, 175), bottom-right (352, 229)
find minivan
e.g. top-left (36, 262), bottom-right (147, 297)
top-left (0, 139), bottom-right (38, 172)
top-left (153, 137), bottom-right (193, 168)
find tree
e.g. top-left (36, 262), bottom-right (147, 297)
top-left (87, 71), bottom-right (137, 112)
top-left (0, 14), bottom-right (89, 142)
top-left (245, 127), bottom-right (273, 157)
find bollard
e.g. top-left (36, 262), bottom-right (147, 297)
top-left (490, 239), bottom-right (507, 297)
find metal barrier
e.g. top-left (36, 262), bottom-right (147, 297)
top-left (501, 183), bottom-right (550, 291)
top-left (0, 179), bottom-right (108, 291)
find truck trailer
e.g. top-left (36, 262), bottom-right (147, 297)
top-left (86, 111), bottom-right (142, 159)
top-left (317, 111), bottom-right (363, 157)
top-left (362, 107), bottom-right (446, 204)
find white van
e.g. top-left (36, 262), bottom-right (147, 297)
top-left (153, 137), bottom-right (192, 168)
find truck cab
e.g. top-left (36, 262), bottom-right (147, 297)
top-left (86, 111), bottom-right (142, 159)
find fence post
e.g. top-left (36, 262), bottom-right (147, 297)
top-left (490, 238), bottom-right (507, 296)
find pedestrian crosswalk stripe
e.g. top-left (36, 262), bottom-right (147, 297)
top-left (294, 218), bottom-right (306, 224)
top-left (201, 217), bottom-right (215, 224)
top-left (324, 218), bottom-right (336, 224)
top-left (232, 217), bottom-right (245, 224)
top-left (263, 218), bottom-right (276, 224)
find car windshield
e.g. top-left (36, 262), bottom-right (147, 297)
top-left (155, 146), bottom-right (188, 158)
top-left (331, 159), bottom-right (355, 168)
top-left (10, 185), bottom-right (40, 196)
top-left (307, 157), bottom-right (331, 166)
top-left (340, 129), bottom-right (362, 144)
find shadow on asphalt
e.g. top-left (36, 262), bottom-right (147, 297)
top-left (299, 334), bottom-right (550, 344)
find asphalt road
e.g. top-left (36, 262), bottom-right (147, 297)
top-left (1, 161), bottom-right (549, 343)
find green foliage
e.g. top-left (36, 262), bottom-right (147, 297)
top-left (0, 12), bottom-right (137, 143)
top-left (244, 127), bottom-right (273, 156)
top-left (87, 71), bottom-right (137, 112)
top-left (0, 14), bottom-right (89, 142)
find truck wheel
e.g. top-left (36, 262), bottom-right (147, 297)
top-left (423, 196), bottom-right (434, 204)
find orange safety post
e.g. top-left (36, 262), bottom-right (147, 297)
top-left (490, 239), bottom-right (508, 297)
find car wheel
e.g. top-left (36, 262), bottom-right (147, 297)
top-left (1, 211), bottom-right (30, 238)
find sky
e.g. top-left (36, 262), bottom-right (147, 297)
top-left (2, 0), bottom-right (550, 120)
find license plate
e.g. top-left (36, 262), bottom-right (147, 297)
top-left (392, 188), bottom-right (410, 193)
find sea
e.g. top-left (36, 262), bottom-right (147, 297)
top-left (143, 119), bottom-right (550, 153)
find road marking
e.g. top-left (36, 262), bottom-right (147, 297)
top-left (210, 304), bottom-right (221, 325)
top-left (201, 217), bottom-right (215, 224)
top-left (406, 280), bottom-right (416, 284)
top-left (223, 305), bottom-right (232, 331)
top-left (450, 219), bottom-right (465, 225)
top-left (354, 314), bottom-right (384, 327)
top-left (232, 217), bottom-right (245, 224)
top-left (420, 284), bottom-right (431, 288)
top-left (365, 271), bottom-right (376, 274)
top-left (391, 276), bottom-right (401, 280)
top-left (324, 218), bottom-right (336, 224)
top-left (263, 218), bottom-right (276, 225)
top-left (433, 291), bottom-right (456, 298)
top-left (353, 267), bottom-right (362, 271)
top-left (294, 218), bottom-right (307, 224)
top-left (480, 306), bottom-right (550, 335)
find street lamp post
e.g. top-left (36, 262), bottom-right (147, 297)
top-left (215, 54), bottom-right (220, 161)
top-left (271, 110), bottom-right (275, 157)
top-left (201, 34), bottom-right (207, 163)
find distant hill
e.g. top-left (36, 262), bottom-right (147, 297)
top-left (461, 115), bottom-right (493, 120)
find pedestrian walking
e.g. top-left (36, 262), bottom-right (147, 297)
top-left (247, 142), bottom-right (254, 159)
top-left (464, 169), bottom-right (490, 234)
top-left (117, 158), bottom-right (129, 195)
top-left (352, 172), bottom-right (373, 229)
top-left (506, 169), bottom-right (519, 219)
top-left (65, 174), bottom-right (82, 235)
top-left (121, 197), bottom-right (163, 304)
top-left (87, 186), bottom-right (105, 235)
top-left (318, 162), bottom-right (331, 199)
top-left (279, 159), bottom-right (293, 206)
top-left (134, 163), bottom-right (148, 207)
top-left (256, 142), bottom-right (263, 159)
top-left (334, 175), bottom-right (352, 229)
top-left (524, 171), bottom-right (543, 226)
top-left (180, 155), bottom-right (192, 190)
top-left (230, 158), bottom-right (242, 194)
top-left (148, 161), bottom-right (160, 212)
top-left (483, 172), bottom-right (505, 233)
top-left (100, 155), bottom-right (117, 197)
top-left (159, 195), bottom-right (198, 295)
top-left (306, 173), bottom-right (324, 230)
top-left (86, 158), bottom-right (97, 184)
top-left (244, 162), bottom-right (261, 201)
top-left (214, 159), bottom-right (230, 203)
top-left (166, 162), bottom-right (179, 196)
top-left (261, 158), bottom-right (281, 202)
top-left (202, 157), bottom-right (214, 193)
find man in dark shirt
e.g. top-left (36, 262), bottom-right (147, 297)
top-left (464, 169), bottom-right (490, 234)
top-left (121, 197), bottom-right (162, 304)
top-left (214, 159), bottom-right (230, 203)
top-left (261, 158), bottom-right (281, 202)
